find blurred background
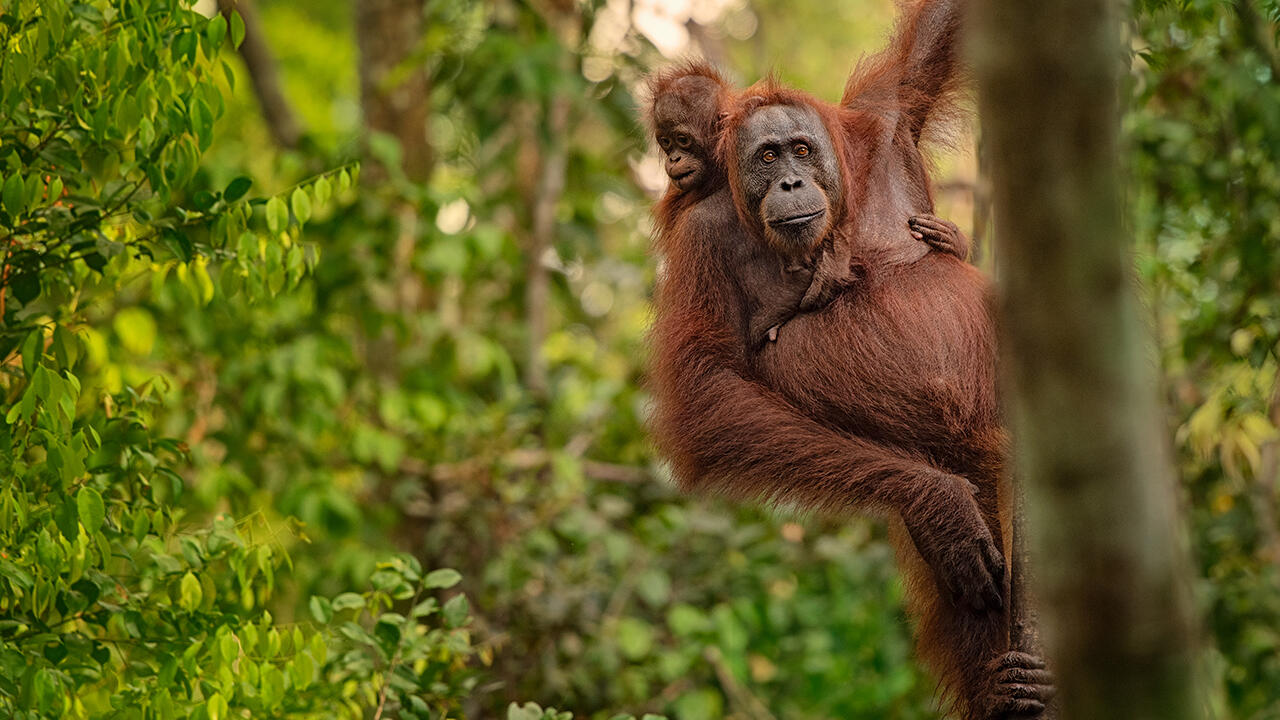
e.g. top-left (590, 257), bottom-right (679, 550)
top-left (2, 0), bottom-right (1279, 718)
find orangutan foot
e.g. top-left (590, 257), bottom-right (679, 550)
top-left (982, 651), bottom-right (1056, 719)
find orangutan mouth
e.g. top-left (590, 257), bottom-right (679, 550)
top-left (768, 209), bottom-right (825, 227)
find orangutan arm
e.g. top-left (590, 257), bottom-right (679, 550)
top-left (649, 215), bottom-right (1001, 612)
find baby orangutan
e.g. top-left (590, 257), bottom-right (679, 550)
top-left (649, 64), bottom-right (970, 349)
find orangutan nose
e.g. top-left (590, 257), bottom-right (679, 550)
top-left (780, 176), bottom-right (804, 191)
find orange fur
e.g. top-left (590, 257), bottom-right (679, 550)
top-left (646, 3), bottom-right (1021, 719)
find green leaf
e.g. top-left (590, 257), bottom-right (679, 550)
top-left (331, 592), bottom-right (364, 611)
top-left (51, 324), bottom-right (79, 369)
top-left (264, 628), bottom-right (281, 658)
top-left (266, 196), bottom-right (287, 234)
top-left (20, 329), bottom-right (41, 376)
top-left (91, 643), bottom-right (110, 665)
top-left (77, 487), bottom-right (105, 533)
top-left (230, 10), bottom-right (246, 49)
top-left (208, 692), bottom-right (227, 720)
top-left (423, 568), bottom-right (462, 589)
top-left (290, 651), bottom-right (315, 690)
top-left (33, 669), bottom-right (57, 712)
top-left (105, 38), bottom-right (124, 82)
top-left (218, 632), bottom-right (237, 664)
top-left (237, 231), bottom-right (258, 263)
top-left (410, 597), bottom-right (438, 617)
top-left (179, 572), bottom-right (203, 612)
top-left (2, 173), bottom-right (25, 216)
top-left (370, 569), bottom-right (400, 592)
top-left (10, 272), bottom-right (39, 304)
top-left (205, 14), bottom-right (227, 52)
top-left (261, 664), bottom-right (285, 708)
top-left (290, 187), bottom-right (312, 225)
top-left (313, 176), bottom-right (331, 207)
top-left (190, 98), bottom-right (213, 150)
top-left (163, 228), bottom-right (193, 262)
top-left (53, 497), bottom-right (79, 541)
top-left (43, 642), bottom-right (68, 665)
top-left (71, 577), bottom-right (101, 607)
top-left (443, 593), bottom-right (469, 628)
top-left (192, 190), bottom-right (217, 211)
top-left (309, 595), bottom-right (333, 623)
top-left (132, 511), bottom-right (151, 543)
top-left (224, 176), bottom-right (252, 202)
top-left (138, 117), bottom-right (155, 146)
top-left (24, 173), bottom-right (42, 212)
top-left (309, 632), bottom-right (327, 665)
top-left (373, 616), bottom-right (402, 651)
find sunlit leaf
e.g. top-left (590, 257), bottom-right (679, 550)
top-left (230, 10), bottom-right (246, 49)
top-left (290, 187), bottom-right (312, 225)
top-left (77, 487), bottom-right (104, 533)
top-left (266, 196), bottom-right (288, 234)
top-left (179, 572), bottom-right (202, 612)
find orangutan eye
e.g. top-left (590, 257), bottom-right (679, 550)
top-left (676, 134), bottom-right (692, 148)
top-left (761, 149), bottom-right (777, 163)
top-left (658, 137), bottom-right (671, 150)
top-left (794, 143), bottom-right (810, 157)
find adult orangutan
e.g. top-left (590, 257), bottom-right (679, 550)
top-left (647, 63), bottom-right (966, 349)
top-left (646, 1), bottom-right (1055, 718)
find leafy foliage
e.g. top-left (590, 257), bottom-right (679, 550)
top-left (1131, 0), bottom-right (1280, 716)
top-left (0, 3), bottom-right (471, 718)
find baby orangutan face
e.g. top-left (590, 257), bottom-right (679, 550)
top-left (652, 75), bottom-right (723, 194)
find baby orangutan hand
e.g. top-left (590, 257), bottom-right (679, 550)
top-left (909, 214), bottom-right (970, 261)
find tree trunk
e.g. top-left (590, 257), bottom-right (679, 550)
top-left (513, 7), bottom-right (579, 403)
top-left (1007, 483), bottom-right (1056, 718)
top-left (218, 0), bottom-right (302, 149)
top-left (522, 94), bottom-right (569, 400)
top-left (970, 1), bottom-right (1205, 719)
top-left (355, 0), bottom-right (432, 183)
top-left (354, 0), bottom-right (432, 319)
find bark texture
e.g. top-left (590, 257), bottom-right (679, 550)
top-left (970, 1), bottom-right (1205, 718)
